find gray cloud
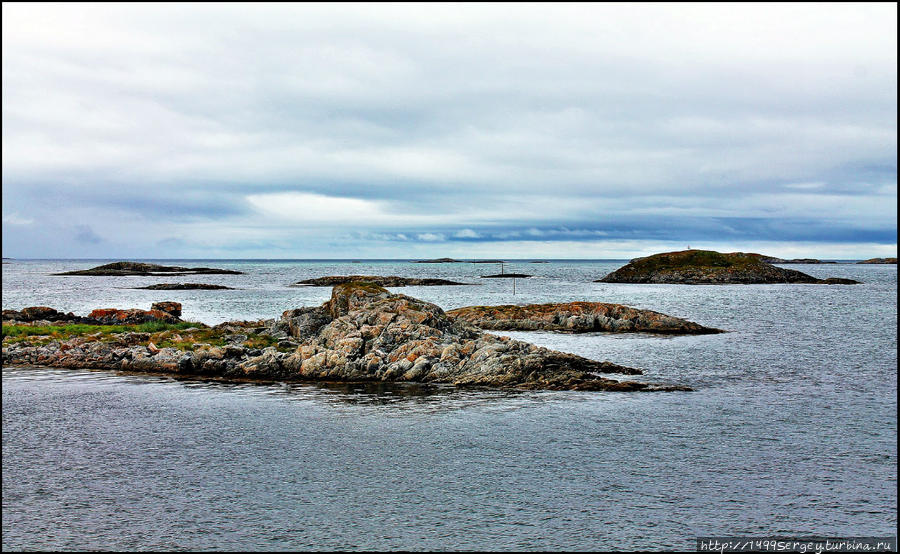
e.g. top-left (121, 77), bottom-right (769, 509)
top-left (1, 3), bottom-right (896, 258)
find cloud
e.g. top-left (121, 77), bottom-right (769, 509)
top-left (1, 3), bottom-right (895, 258)
top-left (73, 224), bottom-right (102, 244)
top-left (2, 212), bottom-right (33, 225)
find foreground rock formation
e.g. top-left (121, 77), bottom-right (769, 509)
top-left (2, 284), bottom-right (691, 392)
top-left (55, 262), bottom-right (242, 276)
top-left (446, 302), bottom-right (724, 334)
top-left (291, 276), bottom-right (472, 287)
top-left (597, 250), bottom-right (860, 285)
top-left (857, 258), bottom-right (897, 264)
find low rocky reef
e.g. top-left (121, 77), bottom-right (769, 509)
top-left (857, 258), bottom-right (897, 264)
top-left (55, 261), bottom-right (243, 276)
top-left (446, 302), bottom-right (724, 334)
top-left (291, 276), bottom-right (472, 287)
top-left (480, 273), bottom-right (532, 278)
top-left (597, 250), bottom-right (860, 285)
top-left (135, 283), bottom-right (235, 290)
top-left (414, 258), bottom-right (464, 263)
top-left (3, 302), bottom-right (183, 325)
top-left (2, 284), bottom-right (691, 392)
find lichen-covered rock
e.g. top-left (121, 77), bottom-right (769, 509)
top-left (3, 285), bottom-right (692, 392)
top-left (88, 308), bottom-right (179, 325)
top-left (151, 302), bottom-right (182, 318)
top-left (446, 302), bottom-right (724, 334)
top-left (597, 250), bottom-right (860, 284)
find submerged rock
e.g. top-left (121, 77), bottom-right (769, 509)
top-left (55, 261), bottom-right (242, 276)
top-left (291, 276), bottom-right (472, 287)
top-left (2, 284), bottom-right (692, 392)
top-left (597, 250), bottom-right (860, 285)
top-left (446, 302), bottom-right (724, 334)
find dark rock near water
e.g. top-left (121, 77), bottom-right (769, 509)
top-left (136, 283), bottom-right (235, 290)
top-left (55, 261), bottom-right (242, 276)
top-left (447, 302), bottom-right (724, 334)
top-left (291, 276), bottom-right (472, 287)
top-left (597, 250), bottom-right (860, 284)
top-left (480, 273), bottom-right (532, 278)
top-left (414, 258), bottom-right (464, 263)
top-left (2, 284), bottom-right (692, 392)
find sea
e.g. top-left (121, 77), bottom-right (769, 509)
top-left (2, 259), bottom-right (897, 551)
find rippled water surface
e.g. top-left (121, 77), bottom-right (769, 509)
top-left (2, 259), bottom-right (897, 550)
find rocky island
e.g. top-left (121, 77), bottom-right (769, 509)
top-left (291, 276), bottom-right (473, 287)
top-left (857, 258), bottom-right (897, 264)
top-left (55, 261), bottom-right (243, 276)
top-left (597, 250), bottom-right (860, 285)
top-left (413, 258), bottom-right (464, 263)
top-left (135, 283), bottom-right (236, 290)
top-left (446, 302), bottom-right (724, 334)
top-left (2, 284), bottom-right (691, 392)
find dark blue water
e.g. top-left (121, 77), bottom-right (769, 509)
top-left (2, 260), bottom-right (896, 550)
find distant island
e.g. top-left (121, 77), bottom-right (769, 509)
top-left (596, 250), bottom-right (860, 284)
top-left (857, 258), bottom-right (897, 264)
top-left (413, 258), bottom-right (464, 263)
top-left (54, 261), bottom-right (243, 276)
top-left (752, 255), bottom-right (836, 264)
top-left (291, 275), bottom-right (473, 287)
top-left (480, 273), bottom-right (532, 279)
top-left (134, 283), bottom-right (235, 290)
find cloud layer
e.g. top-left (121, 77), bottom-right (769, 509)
top-left (2, 3), bottom-right (896, 258)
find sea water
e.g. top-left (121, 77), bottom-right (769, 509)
top-left (2, 260), bottom-right (896, 550)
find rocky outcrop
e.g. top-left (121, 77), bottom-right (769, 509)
top-left (857, 258), bottom-right (897, 264)
top-left (2, 285), bottom-right (691, 392)
top-left (136, 283), bottom-right (235, 290)
top-left (3, 302), bottom-right (182, 325)
top-left (291, 276), bottom-right (472, 287)
top-left (55, 262), bottom-right (242, 276)
top-left (446, 302), bottom-right (724, 334)
top-left (597, 250), bottom-right (860, 284)
top-left (480, 273), bottom-right (532, 278)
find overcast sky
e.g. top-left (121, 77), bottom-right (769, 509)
top-left (2, 3), bottom-right (896, 259)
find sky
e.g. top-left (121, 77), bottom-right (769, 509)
top-left (2, 3), bottom-right (897, 259)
